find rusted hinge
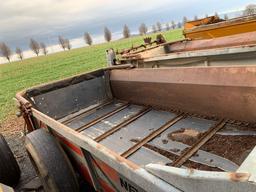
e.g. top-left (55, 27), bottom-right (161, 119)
top-left (18, 102), bottom-right (35, 133)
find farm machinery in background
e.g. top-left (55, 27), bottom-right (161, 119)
top-left (118, 14), bottom-right (256, 68)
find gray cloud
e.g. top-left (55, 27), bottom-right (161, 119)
top-left (0, 0), bottom-right (253, 50)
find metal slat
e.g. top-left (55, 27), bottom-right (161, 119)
top-left (95, 107), bottom-right (151, 142)
top-left (171, 119), bottom-right (227, 167)
top-left (76, 103), bottom-right (130, 132)
top-left (121, 114), bottom-right (184, 158)
top-left (62, 100), bottom-right (113, 124)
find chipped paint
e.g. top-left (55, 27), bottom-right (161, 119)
top-left (229, 173), bottom-right (250, 182)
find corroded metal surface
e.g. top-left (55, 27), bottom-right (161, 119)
top-left (167, 31), bottom-right (256, 53)
top-left (15, 66), bottom-right (256, 192)
top-left (171, 119), bottom-right (227, 167)
top-left (121, 114), bottom-right (184, 158)
top-left (110, 66), bottom-right (256, 123)
top-left (121, 31), bottom-right (256, 61)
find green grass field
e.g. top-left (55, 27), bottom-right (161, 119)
top-left (0, 29), bottom-right (183, 122)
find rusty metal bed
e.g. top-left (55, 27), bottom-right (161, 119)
top-left (17, 65), bottom-right (256, 192)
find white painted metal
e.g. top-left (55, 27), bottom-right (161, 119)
top-left (237, 146), bottom-right (256, 182)
top-left (145, 164), bottom-right (256, 192)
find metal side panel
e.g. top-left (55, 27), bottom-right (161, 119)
top-left (110, 66), bottom-right (256, 123)
top-left (145, 164), bottom-right (256, 192)
top-left (31, 75), bottom-right (112, 119)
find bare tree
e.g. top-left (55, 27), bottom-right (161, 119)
top-left (104, 27), bottom-right (112, 42)
top-left (84, 32), bottom-right (93, 45)
top-left (243, 4), bottom-right (256, 16)
top-left (194, 15), bottom-right (198, 20)
top-left (139, 23), bottom-right (147, 35)
top-left (40, 42), bottom-right (48, 55)
top-left (183, 16), bottom-right (188, 26)
top-left (166, 23), bottom-right (170, 31)
top-left (0, 43), bottom-right (12, 62)
top-left (152, 25), bottom-right (157, 33)
top-left (171, 21), bottom-right (176, 29)
top-left (123, 24), bottom-right (130, 38)
top-left (65, 39), bottom-right (71, 50)
top-left (16, 47), bottom-right (23, 60)
top-left (29, 39), bottom-right (40, 56)
top-left (214, 12), bottom-right (219, 17)
top-left (224, 14), bottom-right (229, 20)
top-left (156, 22), bottom-right (162, 32)
top-left (205, 14), bottom-right (209, 18)
top-left (58, 36), bottom-right (66, 50)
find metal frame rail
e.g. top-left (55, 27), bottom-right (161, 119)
top-left (121, 114), bottom-right (185, 158)
top-left (74, 101), bottom-right (226, 169)
top-left (171, 119), bottom-right (227, 167)
top-left (94, 107), bottom-right (151, 142)
top-left (62, 100), bottom-right (113, 124)
top-left (76, 102), bottom-right (129, 132)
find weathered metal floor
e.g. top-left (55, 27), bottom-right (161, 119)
top-left (60, 100), bottom-right (256, 172)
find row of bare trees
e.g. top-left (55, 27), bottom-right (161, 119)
top-left (0, 39), bottom-right (50, 62)
top-left (0, 36), bottom-right (73, 62)
top-left (0, 19), bottom-right (207, 62)
top-left (1, 4), bottom-right (255, 63)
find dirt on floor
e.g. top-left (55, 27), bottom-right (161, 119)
top-left (145, 143), bottom-right (221, 171)
top-left (131, 139), bottom-right (221, 171)
top-left (168, 128), bottom-right (202, 144)
top-left (168, 127), bottom-right (256, 165)
top-left (200, 135), bottom-right (256, 165)
top-left (0, 115), bottom-right (39, 191)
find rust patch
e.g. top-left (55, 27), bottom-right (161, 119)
top-left (229, 172), bottom-right (250, 182)
top-left (168, 128), bottom-right (202, 144)
top-left (188, 168), bottom-right (195, 175)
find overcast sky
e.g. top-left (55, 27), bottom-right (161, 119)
top-left (0, 0), bottom-right (254, 50)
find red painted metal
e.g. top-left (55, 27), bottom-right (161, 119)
top-left (56, 134), bottom-right (83, 156)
